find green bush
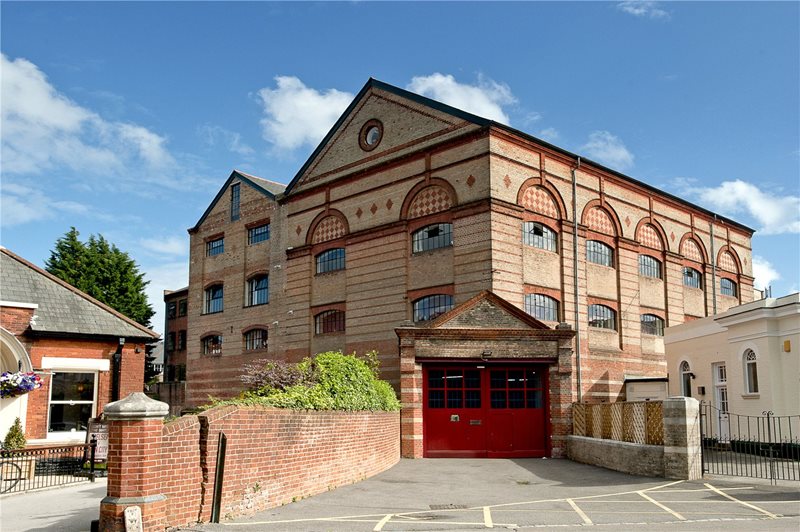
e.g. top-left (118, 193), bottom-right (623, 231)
top-left (208, 351), bottom-right (400, 412)
top-left (3, 417), bottom-right (27, 450)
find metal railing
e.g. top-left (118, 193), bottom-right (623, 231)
top-left (700, 403), bottom-right (799, 482)
top-left (0, 438), bottom-right (97, 494)
top-left (573, 401), bottom-right (664, 445)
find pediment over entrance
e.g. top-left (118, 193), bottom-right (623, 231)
top-left (428, 291), bottom-right (549, 331)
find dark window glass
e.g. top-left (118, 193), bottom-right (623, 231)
top-left (428, 369), bottom-right (445, 388)
top-left (447, 390), bottom-right (462, 408)
top-left (428, 390), bottom-right (445, 408)
top-left (639, 255), bottom-right (662, 279)
top-left (248, 224), bottom-right (270, 245)
top-left (206, 238), bottom-right (224, 256)
top-left (526, 369), bottom-right (542, 389)
top-left (508, 370), bottom-right (525, 388)
top-left (412, 223), bottom-right (453, 253)
top-left (230, 183), bottom-right (240, 221)
top-left (166, 332), bottom-right (175, 352)
top-left (464, 370), bottom-right (480, 388)
top-left (48, 404), bottom-right (92, 433)
top-left (446, 369), bottom-right (463, 389)
top-left (465, 390), bottom-right (481, 408)
top-left (315, 310), bottom-right (345, 334)
top-left (244, 329), bottom-right (268, 351)
top-left (683, 267), bottom-right (702, 288)
top-left (522, 222), bottom-right (557, 251)
top-left (202, 335), bottom-right (222, 356)
top-left (641, 314), bottom-right (665, 336)
top-left (178, 330), bottom-right (186, 351)
top-left (50, 372), bottom-right (95, 402)
top-left (204, 285), bottom-right (223, 314)
top-left (167, 302), bottom-right (177, 319)
top-left (248, 275), bottom-right (269, 306)
top-left (412, 294), bottom-right (454, 322)
top-left (490, 371), bottom-right (506, 389)
top-left (509, 390), bottom-right (525, 409)
top-left (588, 304), bottom-right (616, 330)
top-left (491, 391), bottom-right (506, 409)
top-left (178, 299), bottom-right (187, 317)
top-left (527, 390), bottom-right (543, 408)
top-left (524, 294), bottom-right (559, 321)
top-left (586, 240), bottom-right (614, 267)
top-left (316, 248), bottom-right (345, 274)
top-left (721, 278), bottom-right (737, 297)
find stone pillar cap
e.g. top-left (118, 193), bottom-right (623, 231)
top-left (104, 392), bottom-right (169, 420)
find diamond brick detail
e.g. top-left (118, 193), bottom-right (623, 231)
top-left (407, 185), bottom-right (452, 219)
top-left (296, 225), bottom-right (302, 235)
top-left (503, 175), bottom-right (512, 188)
top-left (625, 216), bottom-right (631, 227)
top-left (670, 232), bottom-right (675, 242)
top-left (356, 207), bottom-right (363, 218)
top-left (585, 207), bottom-right (615, 235)
top-left (637, 223), bottom-right (663, 250)
top-left (311, 216), bottom-right (346, 244)
top-left (681, 238), bottom-right (703, 262)
top-left (386, 199), bottom-right (393, 210)
top-left (520, 186), bottom-right (558, 217)
top-left (466, 175), bottom-right (476, 187)
top-left (718, 251), bottom-right (738, 273)
top-left (370, 203), bottom-right (378, 215)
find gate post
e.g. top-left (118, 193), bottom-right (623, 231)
top-left (99, 392), bottom-right (169, 532)
top-left (663, 396), bottom-right (702, 480)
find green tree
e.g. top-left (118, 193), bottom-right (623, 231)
top-left (45, 227), bottom-right (155, 326)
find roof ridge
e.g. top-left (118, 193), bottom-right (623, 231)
top-left (0, 248), bottom-right (159, 339)
top-left (235, 170), bottom-right (287, 188)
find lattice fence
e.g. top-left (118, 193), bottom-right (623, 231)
top-left (572, 401), bottom-right (664, 446)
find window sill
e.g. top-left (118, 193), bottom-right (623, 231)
top-left (202, 310), bottom-right (223, 315)
top-left (315, 269), bottom-right (345, 277)
top-left (741, 393), bottom-right (760, 399)
top-left (314, 331), bottom-right (345, 337)
top-left (244, 302), bottom-right (269, 308)
top-left (411, 246), bottom-right (452, 257)
top-left (244, 347), bottom-right (269, 353)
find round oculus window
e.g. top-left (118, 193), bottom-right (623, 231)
top-left (359, 120), bottom-right (383, 151)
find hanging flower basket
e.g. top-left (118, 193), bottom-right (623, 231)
top-left (0, 372), bottom-right (43, 399)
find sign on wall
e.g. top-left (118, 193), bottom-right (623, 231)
top-left (86, 419), bottom-right (109, 461)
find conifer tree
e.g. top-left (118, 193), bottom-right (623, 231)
top-left (45, 228), bottom-right (155, 326)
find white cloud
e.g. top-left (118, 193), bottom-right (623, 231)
top-left (1, 53), bottom-right (174, 176)
top-left (198, 124), bottom-right (254, 156)
top-left (406, 73), bottom-right (516, 124)
top-left (617, 1), bottom-right (670, 20)
top-left (537, 127), bottom-right (560, 142)
top-left (143, 260), bottom-right (189, 335)
top-left (139, 236), bottom-right (188, 256)
top-left (0, 183), bottom-right (89, 227)
top-left (580, 131), bottom-right (635, 171)
top-left (676, 179), bottom-right (800, 235)
top-left (752, 256), bottom-right (781, 291)
top-left (257, 76), bottom-right (353, 151)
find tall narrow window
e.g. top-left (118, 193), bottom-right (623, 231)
top-left (206, 237), bottom-right (224, 256)
top-left (680, 361), bottom-right (692, 398)
top-left (412, 223), bottom-right (453, 253)
top-left (315, 310), bottom-right (345, 334)
top-left (522, 222), bottom-right (557, 251)
top-left (230, 183), bottom-right (240, 221)
top-left (586, 240), bottom-right (614, 267)
top-left (640, 314), bottom-right (665, 336)
top-left (166, 332), bottom-right (176, 351)
top-left (177, 330), bottom-right (186, 351)
top-left (588, 304), bottom-right (616, 330)
top-left (244, 329), bottom-right (268, 351)
top-left (524, 294), bottom-right (559, 321)
top-left (638, 255), bottom-right (662, 279)
top-left (744, 350), bottom-right (759, 393)
top-left (721, 278), bottom-right (737, 297)
top-left (413, 294), bottom-right (454, 322)
top-left (167, 302), bottom-right (177, 319)
top-left (178, 299), bottom-right (187, 316)
top-left (248, 223), bottom-right (270, 244)
top-left (315, 248), bottom-right (345, 274)
top-left (683, 267), bottom-right (702, 288)
top-left (247, 275), bottom-right (269, 306)
top-left (204, 285), bottom-right (223, 314)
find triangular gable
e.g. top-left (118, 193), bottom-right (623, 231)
top-left (190, 170), bottom-right (285, 232)
top-left (428, 291), bottom-right (550, 331)
top-left (284, 78), bottom-right (490, 196)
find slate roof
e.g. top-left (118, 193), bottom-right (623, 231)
top-left (0, 248), bottom-right (159, 340)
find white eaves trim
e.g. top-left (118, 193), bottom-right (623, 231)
top-left (41, 357), bottom-right (110, 371)
top-left (0, 300), bottom-right (39, 309)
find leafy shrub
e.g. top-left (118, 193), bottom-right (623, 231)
top-left (3, 417), bottom-right (27, 450)
top-left (215, 351), bottom-right (400, 412)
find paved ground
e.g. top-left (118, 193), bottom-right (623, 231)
top-left (183, 459), bottom-right (800, 531)
top-left (0, 477), bottom-right (105, 531)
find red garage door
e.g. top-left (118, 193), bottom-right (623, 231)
top-left (423, 365), bottom-right (550, 458)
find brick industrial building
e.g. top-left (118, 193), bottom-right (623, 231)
top-left (184, 79), bottom-right (754, 457)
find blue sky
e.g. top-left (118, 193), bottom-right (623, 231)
top-left (2, 1), bottom-right (798, 335)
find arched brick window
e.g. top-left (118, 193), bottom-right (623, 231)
top-left (413, 294), bottom-right (454, 322)
top-left (744, 349), bottom-right (759, 394)
top-left (588, 304), bottom-right (616, 330)
top-left (522, 222), bottom-right (557, 252)
top-left (315, 310), bottom-right (345, 335)
top-left (524, 294), bottom-right (559, 322)
top-left (680, 361), bottom-right (692, 397)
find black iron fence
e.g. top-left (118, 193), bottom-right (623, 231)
top-left (0, 438), bottom-right (98, 494)
top-left (700, 402), bottom-right (800, 482)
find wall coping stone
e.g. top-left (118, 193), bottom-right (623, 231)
top-left (104, 392), bottom-right (169, 420)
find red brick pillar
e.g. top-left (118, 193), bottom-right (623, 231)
top-left (100, 392), bottom-right (169, 532)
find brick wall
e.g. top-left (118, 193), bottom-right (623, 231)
top-left (102, 404), bottom-right (400, 530)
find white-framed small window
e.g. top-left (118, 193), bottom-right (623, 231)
top-left (48, 371), bottom-right (97, 437)
top-left (522, 222), bottom-right (557, 252)
top-left (744, 349), bottom-right (759, 394)
top-left (247, 275), bottom-right (269, 306)
top-left (680, 360), bottom-right (692, 398)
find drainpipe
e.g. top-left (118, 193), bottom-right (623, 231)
top-left (710, 216), bottom-right (717, 315)
top-left (572, 158), bottom-right (582, 402)
top-left (111, 338), bottom-right (125, 401)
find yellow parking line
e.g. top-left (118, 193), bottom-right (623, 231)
top-left (483, 506), bottom-right (493, 528)
top-left (566, 498), bottom-right (593, 525)
top-left (373, 513), bottom-right (393, 531)
top-left (637, 490), bottom-right (686, 521)
top-left (704, 483), bottom-right (778, 519)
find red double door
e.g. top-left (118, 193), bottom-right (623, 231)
top-left (423, 364), bottom-right (550, 458)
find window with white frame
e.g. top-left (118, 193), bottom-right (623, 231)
top-left (744, 349), bottom-right (759, 394)
top-left (48, 372), bottom-right (96, 433)
top-left (522, 222), bottom-right (557, 252)
top-left (247, 275), bottom-right (269, 306)
top-left (524, 294), bottom-right (559, 321)
top-left (412, 223), bottom-right (453, 253)
top-left (638, 255), bottom-right (662, 279)
top-left (680, 361), bottom-right (692, 398)
top-left (204, 285), bottom-right (223, 314)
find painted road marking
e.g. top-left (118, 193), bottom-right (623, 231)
top-left (483, 506), bottom-right (493, 528)
top-left (373, 513), bottom-right (393, 531)
top-left (566, 498), bottom-right (593, 525)
top-left (704, 482), bottom-right (779, 519)
top-left (637, 490), bottom-right (686, 521)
